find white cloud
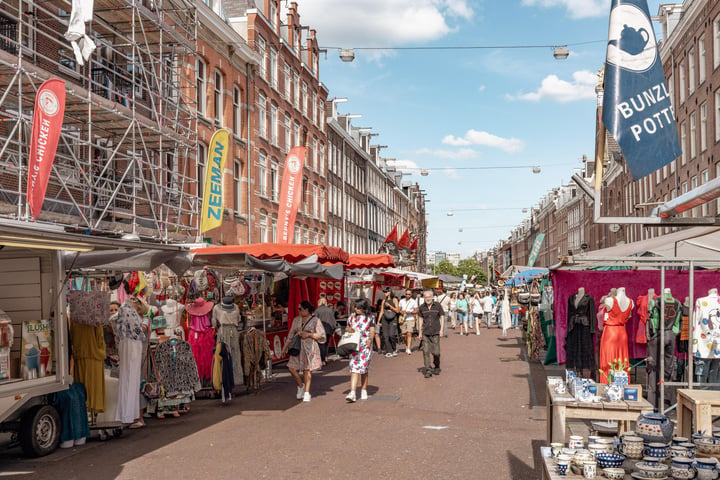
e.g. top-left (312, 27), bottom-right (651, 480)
top-left (442, 130), bottom-right (525, 153)
top-left (477, 85), bottom-right (486, 92)
top-left (443, 168), bottom-right (459, 179)
top-left (291, 0), bottom-right (473, 48)
top-left (408, 148), bottom-right (481, 160)
top-left (521, 0), bottom-right (607, 19)
top-left (386, 159), bottom-right (420, 171)
top-left (507, 70), bottom-right (597, 103)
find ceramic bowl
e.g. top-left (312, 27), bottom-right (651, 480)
top-left (573, 449), bottom-right (595, 466)
top-left (635, 460), bottom-right (670, 479)
top-left (595, 452), bottom-right (626, 468)
top-left (695, 437), bottom-right (720, 457)
top-left (603, 467), bottom-right (625, 480)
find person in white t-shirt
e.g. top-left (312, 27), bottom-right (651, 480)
top-left (482, 293), bottom-right (495, 328)
top-left (399, 289), bottom-right (419, 355)
top-left (471, 293), bottom-right (483, 335)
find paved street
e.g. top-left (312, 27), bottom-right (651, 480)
top-left (0, 327), bottom-right (548, 479)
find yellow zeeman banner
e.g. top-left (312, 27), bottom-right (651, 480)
top-left (200, 129), bottom-right (230, 234)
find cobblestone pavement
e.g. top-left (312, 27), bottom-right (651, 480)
top-left (0, 327), bottom-right (548, 480)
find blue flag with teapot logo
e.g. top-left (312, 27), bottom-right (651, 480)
top-left (602, 0), bottom-right (681, 180)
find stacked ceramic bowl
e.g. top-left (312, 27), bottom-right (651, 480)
top-left (633, 458), bottom-right (670, 479)
top-left (694, 436), bottom-right (720, 457)
top-left (595, 452), bottom-right (626, 469)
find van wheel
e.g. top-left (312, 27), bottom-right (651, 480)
top-left (19, 405), bottom-right (61, 457)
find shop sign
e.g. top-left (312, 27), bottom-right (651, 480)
top-left (200, 129), bottom-right (230, 234)
top-left (527, 233), bottom-right (545, 267)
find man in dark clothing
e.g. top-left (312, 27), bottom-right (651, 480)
top-left (417, 289), bottom-right (445, 378)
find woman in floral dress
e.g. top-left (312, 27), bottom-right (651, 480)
top-left (345, 299), bottom-right (376, 403)
top-left (283, 300), bottom-right (326, 403)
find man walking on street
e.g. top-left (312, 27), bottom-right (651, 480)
top-left (417, 289), bottom-right (445, 378)
top-left (437, 289), bottom-right (451, 337)
top-left (399, 289), bottom-right (419, 355)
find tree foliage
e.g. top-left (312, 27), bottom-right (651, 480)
top-left (433, 258), bottom-right (488, 285)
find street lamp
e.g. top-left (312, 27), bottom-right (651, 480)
top-left (339, 48), bottom-right (355, 62)
top-left (553, 46), bottom-right (569, 60)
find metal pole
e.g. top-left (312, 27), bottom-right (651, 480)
top-left (688, 261), bottom-right (694, 389)
top-left (17, 0), bottom-right (24, 219)
top-left (659, 266), bottom-right (665, 410)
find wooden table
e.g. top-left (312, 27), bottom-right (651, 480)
top-left (546, 382), bottom-right (654, 444)
top-left (676, 389), bottom-right (720, 437)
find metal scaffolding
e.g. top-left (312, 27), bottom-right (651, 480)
top-left (0, 0), bottom-right (199, 242)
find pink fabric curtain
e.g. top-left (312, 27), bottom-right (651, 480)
top-left (553, 269), bottom-right (720, 364)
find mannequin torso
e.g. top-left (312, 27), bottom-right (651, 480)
top-left (574, 287), bottom-right (585, 308)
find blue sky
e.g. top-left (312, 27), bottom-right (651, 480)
top-left (291, 0), bottom-right (665, 257)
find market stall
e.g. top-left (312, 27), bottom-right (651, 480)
top-left (0, 219), bottom-right (190, 456)
top-left (191, 245), bottom-right (347, 366)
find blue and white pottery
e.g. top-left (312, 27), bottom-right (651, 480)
top-left (595, 451), bottom-right (626, 469)
top-left (695, 458), bottom-right (719, 480)
top-left (637, 413), bottom-right (675, 444)
top-left (670, 457), bottom-right (697, 480)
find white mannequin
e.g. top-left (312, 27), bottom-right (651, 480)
top-left (606, 287), bottom-right (631, 310)
top-left (648, 288), bottom-right (656, 298)
top-left (663, 287), bottom-right (672, 296)
top-left (708, 288), bottom-right (718, 296)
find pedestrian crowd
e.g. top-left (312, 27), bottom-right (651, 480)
top-left (281, 285), bottom-right (527, 403)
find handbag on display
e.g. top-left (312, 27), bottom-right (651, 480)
top-left (286, 334), bottom-right (301, 357)
top-left (141, 348), bottom-right (164, 399)
top-left (68, 290), bottom-right (112, 326)
top-left (336, 330), bottom-right (361, 357)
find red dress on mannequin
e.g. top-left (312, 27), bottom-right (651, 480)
top-left (599, 296), bottom-right (633, 384)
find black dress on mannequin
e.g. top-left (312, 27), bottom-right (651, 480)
top-left (565, 293), bottom-right (597, 372)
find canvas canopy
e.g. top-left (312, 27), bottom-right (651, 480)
top-left (191, 248), bottom-right (344, 279)
top-left (343, 253), bottom-right (395, 270)
top-left (561, 226), bottom-right (720, 269)
top-left (192, 243), bottom-right (349, 264)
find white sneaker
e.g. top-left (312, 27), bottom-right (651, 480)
top-left (392, 351), bottom-right (398, 357)
top-left (360, 390), bottom-right (368, 400)
top-left (303, 392), bottom-right (311, 402)
top-left (476, 332), bottom-right (480, 336)
top-left (345, 391), bottom-right (356, 403)
top-left (296, 384), bottom-right (304, 400)
top-left (406, 348), bottom-right (412, 355)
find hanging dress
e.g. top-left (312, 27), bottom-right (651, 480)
top-left (188, 313), bottom-right (215, 382)
top-left (212, 305), bottom-right (243, 386)
top-left (70, 321), bottom-right (106, 412)
top-left (565, 293), bottom-right (596, 371)
top-left (599, 296), bottom-right (633, 384)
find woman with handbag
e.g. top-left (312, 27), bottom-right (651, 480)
top-left (345, 299), bottom-right (375, 403)
top-left (378, 288), bottom-right (400, 357)
top-left (282, 300), bottom-right (326, 403)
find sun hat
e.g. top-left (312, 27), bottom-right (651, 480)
top-left (131, 297), bottom-right (150, 316)
top-left (221, 297), bottom-right (235, 311)
top-left (186, 297), bottom-right (213, 316)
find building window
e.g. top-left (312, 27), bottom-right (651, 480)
top-left (293, 228), bottom-right (300, 244)
top-left (678, 60), bottom-right (686, 104)
top-left (690, 111), bottom-right (697, 159)
top-left (284, 64), bottom-right (291, 100)
top-left (233, 87), bottom-right (242, 136)
top-left (257, 36), bottom-right (267, 79)
top-left (301, 82), bottom-right (308, 117)
top-left (699, 36), bottom-right (706, 84)
top-left (688, 49), bottom-right (695, 95)
top-left (319, 187), bottom-right (325, 221)
top-left (271, 104), bottom-right (279, 146)
top-left (293, 72), bottom-right (300, 109)
top-left (271, 214), bottom-right (277, 242)
top-left (196, 58), bottom-right (207, 116)
top-left (214, 70), bottom-right (223, 125)
top-left (313, 183), bottom-right (319, 217)
top-left (284, 114), bottom-right (291, 150)
top-left (716, 88), bottom-right (720, 143)
top-left (270, 159), bottom-right (279, 202)
top-left (293, 121), bottom-right (301, 147)
top-left (258, 153), bottom-right (267, 197)
top-left (318, 143), bottom-right (325, 176)
top-left (680, 120), bottom-right (687, 165)
top-left (234, 160), bottom-right (243, 214)
top-left (700, 102), bottom-right (708, 152)
top-left (714, 14), bottom-right (720, 69)
top-left (258, 93), bottom-right (267, 138)
top-left (197, 143), bottom-right (207, 198)
top-left (312, 137), bottom-right (318, 171)
top-left (259, 210), bottom-right (268, 242)
top-left (270, 49), bottom-right (278, 90)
